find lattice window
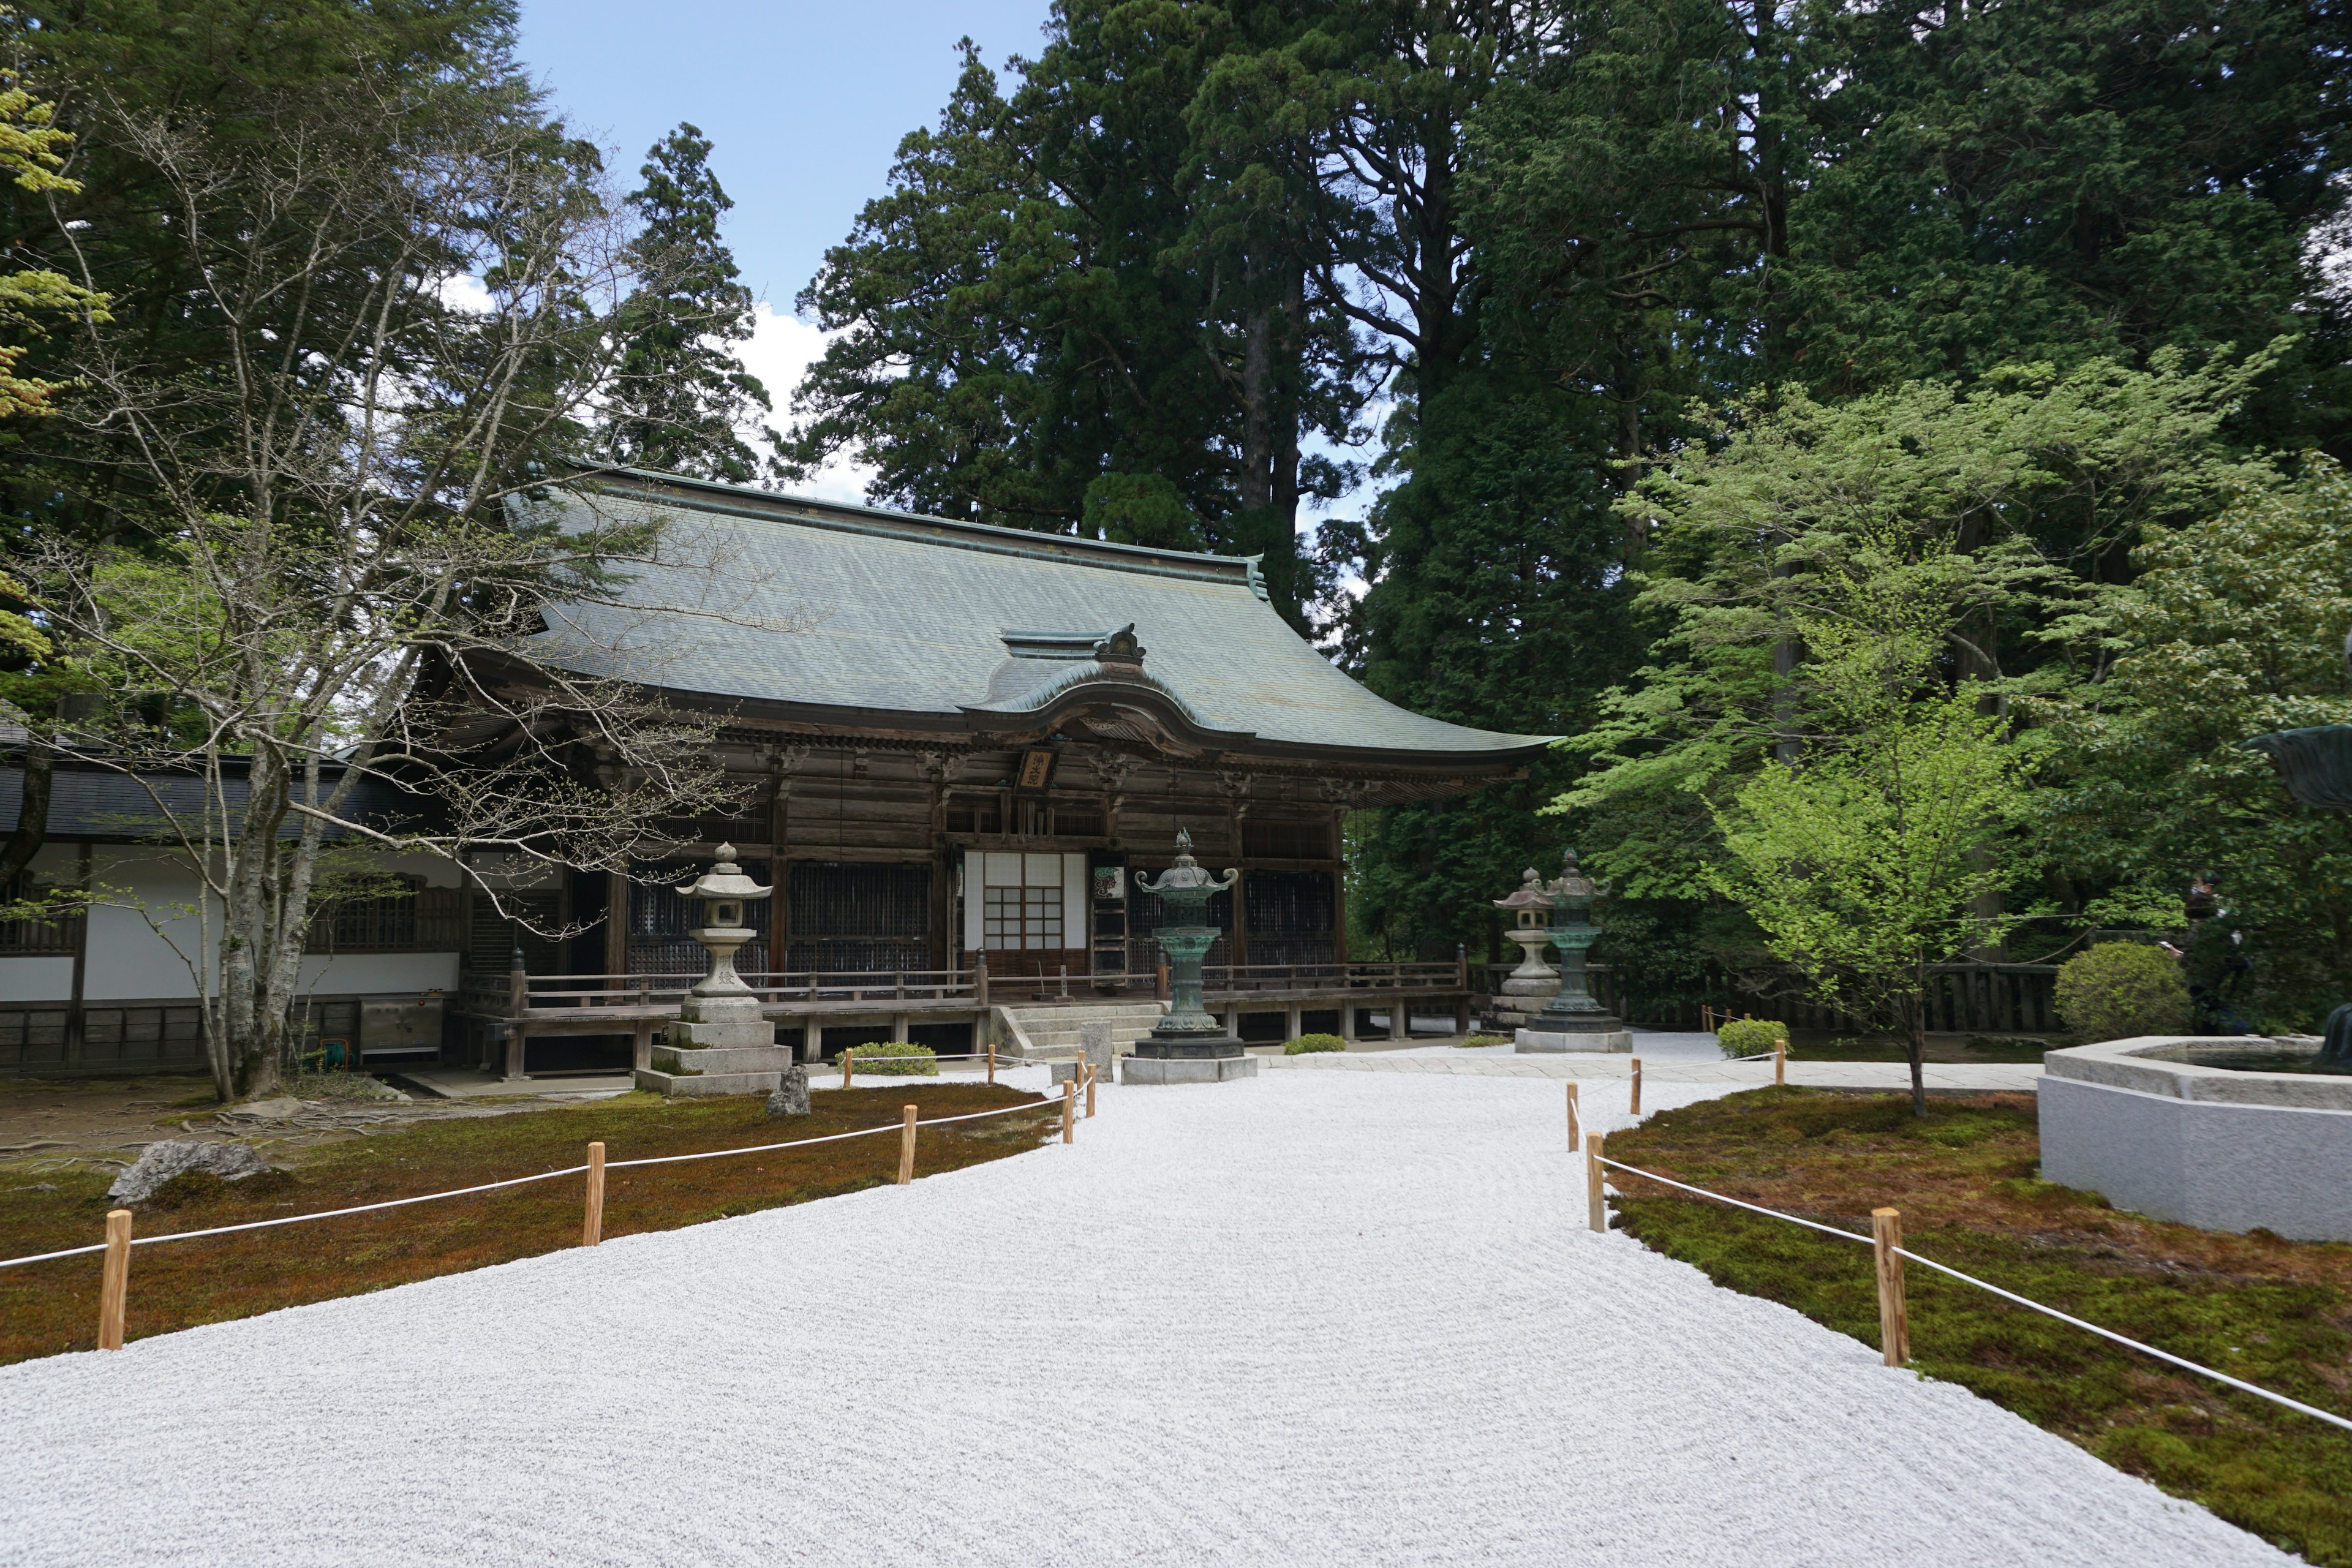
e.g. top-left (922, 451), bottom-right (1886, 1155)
top-left (785, 861), bottom-right (931, 974)
top-left (307, 880), bottom-right (462, 954)
top-left (0, 876), bottom-right (81, 957)
top-left (982, 884), bottom-right (1063, 951)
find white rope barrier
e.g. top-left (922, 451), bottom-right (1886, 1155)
top-left (1595, 1155), bottom-right (1871, 1246)
top-left (0, 1094), bottom-right (1065, 1272)
top-left (1596, 1153), bottom-right (2352, 1436)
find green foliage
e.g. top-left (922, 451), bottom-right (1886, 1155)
top-left (598, 123), bottom-right (780, 483)
top-left (849, 1041), bottom-right (938, 1076)
top-left (2054, 943), bottom-right (2195, 1045)
top-left (1459, 1034), bottom-right (1511, 1048)
top-left (783, 12), bottom-right (1358, 631)
top-left (1714, 1020), bottom-right (1787, 1058)
top-left (1559, 356), bottom-right (2278, 901)
top-left (1282, 1032), bottom-right (1343, 1055)
top-left (2034, 460), bottom-right (2352, 1030)
top-left (1711, 693), bottom-right (2035, 1108)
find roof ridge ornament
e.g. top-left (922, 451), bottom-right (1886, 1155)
top-left (1093, 624), bottom-right (1144, 666)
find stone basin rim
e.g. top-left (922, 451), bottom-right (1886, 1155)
top-left (2042, 1035), bottom-right (2352, 1112)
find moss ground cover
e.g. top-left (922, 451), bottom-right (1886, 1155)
top-left (0, 1084), bottom-right (1053, 1365)
top-left (1607, 1089), bottom-right (2352, 1565)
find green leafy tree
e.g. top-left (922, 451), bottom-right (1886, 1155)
top-left (598, 122), bottom-right (780, 484)
top-left (1713, 677), bottom-right (2034, 1110)
top-left (1555, 353), bottom-right (2281, 1005)
top-left (2033, 459), bottom-right (2352, 1029)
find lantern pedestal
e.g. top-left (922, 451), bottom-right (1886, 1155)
top-left (637, 979), bottom-right (796, 1098)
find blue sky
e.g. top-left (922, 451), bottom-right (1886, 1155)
top-left (516, 1), bottom-right (1058, 497)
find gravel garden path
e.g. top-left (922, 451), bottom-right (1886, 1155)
top-left (0, 1068), bottom-right (2291, 1567)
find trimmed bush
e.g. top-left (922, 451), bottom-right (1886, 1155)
top-left (2054, 943), bottom-right (2191, 1044)
top-left (1283, 1032), bottom-right (1345, 1055)
top-left (1716, 1019), bottom-right (1790, 1058)
top-left (846, 1040), bottom-right (938, 1076)
top-left (1460, 1034), bottom-right (1513, 1049)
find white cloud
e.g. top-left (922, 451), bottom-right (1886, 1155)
top-left (439, 273), bottom-right (495, 314)
top-left (739, 303), bottom-right (877, 506)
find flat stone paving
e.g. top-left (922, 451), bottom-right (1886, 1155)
top-left (0, 1065), bottom-right (2273, 1566)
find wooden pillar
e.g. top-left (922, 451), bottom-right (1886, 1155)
top-left (503, 948), bottom-right (528, 1079)
top-left (1341, 1005), bottom-right (1360, 1043)
top-left (603, 870), bottom-right (628, 978)
top-left (631, 1023), bottom-right (655, 1073)
top-left (891, 1012), bottom-right (909, 1042)
top-left (1284, 1003), bottom-right (1300, 1042)
top-left (1329, 807), bottom-right (1349, 965)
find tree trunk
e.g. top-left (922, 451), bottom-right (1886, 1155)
top-left (1906, 972), bottom-right (1928, 1116)
top-left (0, 731), bottom-right (55, 891)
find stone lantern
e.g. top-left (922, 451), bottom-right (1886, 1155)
top-left (1487, 867), bottom-right (1561, 1030)
top-left (1123, 828), bottom-right (1257, 1084)
top-left (635, 845), bottom-right (797, 1097)
top-left (1517, 848), bottom-right (1630, 1054)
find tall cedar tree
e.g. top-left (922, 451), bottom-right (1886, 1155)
top-left (598, 122), bottom-right (781, 484)
top-left (783, 9), bottom-right (1365, 633)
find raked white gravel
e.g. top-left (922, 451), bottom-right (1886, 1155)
top-left (0, 1068), bottom-right (2296, 1567)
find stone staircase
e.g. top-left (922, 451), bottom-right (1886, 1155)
top-left (992, 1000), bottom-right (1167, 1060)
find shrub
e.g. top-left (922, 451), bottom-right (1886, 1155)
top-left (2054, 943), bottom-right (2191, 1044)
top-left (1283, 1033), bottom-right (1344, 1055)
top-left (1460, 1033), bottom-right (1513, 1048)
top-left (846, 1040), bottom-right (938, 1076)
top-left (1716, 1019), bottom-right (1789, 1058)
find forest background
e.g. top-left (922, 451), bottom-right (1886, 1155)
top-left (7, 0), bottom-right (2352, 1036)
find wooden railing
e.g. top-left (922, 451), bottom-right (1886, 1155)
top-left (459, 957), bottom-right (1477, 1017)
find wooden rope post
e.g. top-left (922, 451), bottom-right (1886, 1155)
top-left (1085, 1058), bottom-right (1097, 1118)
top-left (1629, 1057), bottom-right (1643, 1117)
top-left (582, 1141), bottom-right (606, 1246)
top-left (1774, 1042), bottom-right (1786, 1086)
top-left (1565, 1081), bottom-right (1580, 1153)
top-left (97, 1208), bottom-right (132, 1351)
top-left (842, 1048), bottom-right (853, 1090)
top-left (986, 1039), bottom-right (996, 1086)
top-left (1061, 1080), bottom-right (1076, 1144)
top-left (898, 1104), bottom-right (918, 1185)
top-left (1872, 1207), bottom-right (1910, 1366)
top-left (1585, 1133), bottom-right (1607, 1234)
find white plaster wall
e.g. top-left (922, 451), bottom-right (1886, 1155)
top-left (300, 953), bottom-right (459, 995)
top-left (83, 847), bottom-right (213, 1001)
top-left (0, 957), bottom-right (74, 1003)
top-left (75, 846), bottom-right (464, 1003)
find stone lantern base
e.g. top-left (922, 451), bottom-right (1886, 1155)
top-left (1121, 1051), bottom-right (1259, 1085)
top-left (1515, 1019), bottom-right (1632, 1055)
top-left (1121, 1028), bottom-right (1257, 1085)
top-left (635, 993), bottom-right (794, 1098)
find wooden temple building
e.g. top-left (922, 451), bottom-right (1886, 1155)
top-left (449, 469), bottom-right (1554, 1076)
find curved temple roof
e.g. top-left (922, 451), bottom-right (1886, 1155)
top-left (525, 470), bottom-right (1554, 768)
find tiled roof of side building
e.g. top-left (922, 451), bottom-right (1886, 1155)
top-left (526, 469), bottom-right (1556, 767)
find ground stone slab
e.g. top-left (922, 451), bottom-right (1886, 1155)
top-left (105, 1140), bottom-right (273, 1204)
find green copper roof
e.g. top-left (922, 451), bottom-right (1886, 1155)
top-left (527, 470), bottom-right (1553, 765)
